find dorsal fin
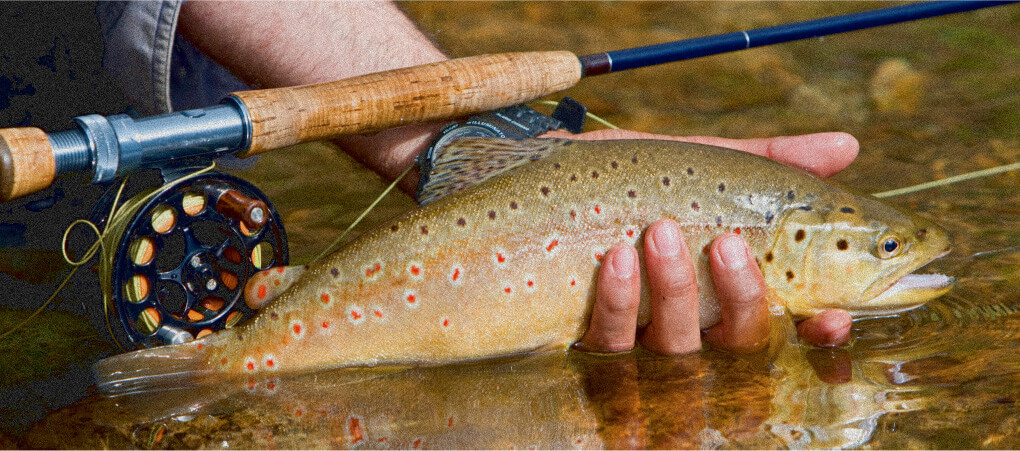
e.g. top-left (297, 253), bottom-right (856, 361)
top-left (415, 138), bottom-right (571, 204)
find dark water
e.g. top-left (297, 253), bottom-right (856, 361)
top-left (3, 2), bottom-right (1020, 448)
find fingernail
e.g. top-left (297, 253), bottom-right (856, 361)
top-left (610, 246), bottom-right (636, 280)
top-left (651, 221), bottom-right (682, 257)
top-left (718, 234), bottom-right (748, 271)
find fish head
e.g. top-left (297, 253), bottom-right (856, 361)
top-left (766, 195), bottom-right (953, 318)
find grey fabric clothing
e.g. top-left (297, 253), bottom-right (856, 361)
top-left (95, 0), bottom-right (249, 115)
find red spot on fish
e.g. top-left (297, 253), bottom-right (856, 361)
top-left (594, 205), bottom-right (601, 214)
top-left (546, 239), bottom-right (559, 252)
top-left (221, 357), bottom-right (228, 365)
top-left (293, 323), bottom-right (302, 335)
top-left (413, 438), bottom-right (423, 449)
top-left (322, 320), bottom-right (329, 328)
top-left (504, 286), bottom-right (512, 294)
top-left (351, 310), bottom-right (362, 320)
top-left (407, 293), bottom-right (416, 304)
top-left (321, 293), bottom-right (330, 304)
top-left (378, 437), bottom-right (389, 443)
top-left (626, 229), bottom-right (634, 237)
top-left (570, 209), bottom-right (577, 220)
top-left (374, 310), bottom-right (383, 318)
top-left (442, 318), bottom-right (450, 327)
top-left (247, 377), bottom-right (256, 391)
top-left (246, 361), bottom-right (255, 371)
top-left (273, 279), bottom-right (280, 286)
top-left (595, 252), bottom-right (604, 262)
top-left (257, 284), bottom-right (267, 298)
top-left (295, 408), bottom-right (303, 417)
top-left (735, 227), bottom-right (742, 234)
top-left (365, 263), bottom-right (382, 278)
top-left (570, 278), bottom-right (577, 286)
top-left (197, 343), bottom-right (203, 350)
top-left (497, 253), bottom-right (506, 263)
top-left (410, 265), bottom-right (421, 276)
top-left (277, 267), bottom-right (284, 274)
top-left (448, 416), bottom-right (454, 427)
top-left (349, 417), bottom-right (364, 444)
top-left (266, 358), bottom-right (274, 368)
top-left (527, 280), bottom-right (534, 288)
top-left (266, 379), bottom-right (276, 391)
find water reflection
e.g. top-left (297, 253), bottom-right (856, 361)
top-left (28, 337), bottom-right (943, 449)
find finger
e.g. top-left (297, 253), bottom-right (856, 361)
top-left (575, 243), bottom-right (641, 352)
top-left (703, 234), bottom-right (770, 353)
top-left (796, 309), bottom-right (852, 347)
top-left (543, 129), bottom-right (858, 178)
top-left (639, 219), bottom-right (702, 354)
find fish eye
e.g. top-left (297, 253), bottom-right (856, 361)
top-left (877, 235), bottom-right (902, 259)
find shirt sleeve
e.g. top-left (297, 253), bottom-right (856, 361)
top-left (95, 0), bottom-right (249, 115)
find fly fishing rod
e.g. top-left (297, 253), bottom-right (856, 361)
top-left (1, 1), bottom-right (1015, 203)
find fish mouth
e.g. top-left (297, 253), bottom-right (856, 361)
top-left (859, 250), bottom-right (955, 315)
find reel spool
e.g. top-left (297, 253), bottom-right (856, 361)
top-left (96, 171), bottom-right (287, 349)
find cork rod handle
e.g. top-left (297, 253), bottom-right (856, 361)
top-left (231, 51), bottom-right (583, 157)
top-left (0, 128), bottom-right (56, 202)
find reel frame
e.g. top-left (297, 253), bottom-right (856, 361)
top-left (103, 171), bottom-right (287, 349)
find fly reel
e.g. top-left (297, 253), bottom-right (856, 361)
top-left (92, 170), bottom-right (287, 349)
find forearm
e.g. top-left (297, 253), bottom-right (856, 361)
top-left (178, 1), bottom-right (448, 190)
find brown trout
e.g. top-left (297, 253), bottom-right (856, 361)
top-left (94, 138), bottom-right (952, 390)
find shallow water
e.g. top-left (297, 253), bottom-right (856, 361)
top-left (3, 2), bottom-right (1020, 448)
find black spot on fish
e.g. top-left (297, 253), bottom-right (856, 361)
top-left (787, 190), bottom-right (795, 200)
top-left (420, 225), bottom-right (429, 235)
top-left (592, 171), bottom-right (599, 179)
top-left (570, 174), bottom-right (578, 182)
top-left (631, 156), bottom-right (638, 164)
top-left (916, 228), bottom-right (927, 240)
top-left (391, 224), bottom-right (399, 232)
top-left (795, 229), bottom-right (806, 242)
top-left (611, 161), bottom-right (618, 169)
top-left (553, 163), bottom-right (561, 169)
top-left (837, 239), bottom-right (849, 250)
top-left (662, 176), bottom-right (670, 186)
top-left (687, 167), bottom-right (694, 175)
top-left (628, 190), bottom-right (637, 198)
top-left (541, 186), bottom-right (551, 197)
top-left (510, 201), bottom-right (518, 210)
top-left (765, 252), bottom-right (774, 263)
top-left (716, 216), bottom-right (723, 227)
top-left (799, 205), bottom-right (813, 211)
top-left (569, 209), bottom-right (577, 220)
top-left (786, 270), bottom-right (795, 282)
top-left (237, 334), bottom-right (244, 341)
top-left (718, 183), bottom-right (726, 193)
top-left (457, 217), bottom-right (467, 227)
top-left (840, 206), bottom-right (856, 214)
top-left (330, 268), bottom-right (339, 277)
top-left (270, 312), bottom-right (279, 320)
top-left (488, 210), bottom-right (497, 220)
top-left (691, 201), bottom-right (700, 212)
top-left (765, 211), bottom-right (774, 225)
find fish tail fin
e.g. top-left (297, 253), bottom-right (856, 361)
top-left (92, 337), bottom-right (222, 394)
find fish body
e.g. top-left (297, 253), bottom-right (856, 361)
top-left (95, 139), bottom-right (951, 388)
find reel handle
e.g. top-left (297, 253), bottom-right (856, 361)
top-left (0, 127), bottom-right (56, 202)
top-left (230, 51), bottom-right (582, 157)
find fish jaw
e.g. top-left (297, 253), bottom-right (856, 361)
top-left (852, 272), bottom-right (955, 316)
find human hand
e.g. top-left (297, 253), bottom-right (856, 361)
top-left (547, 129), bottom-right (859, 353)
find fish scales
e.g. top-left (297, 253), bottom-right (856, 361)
top-left (95, 138), bottom-right (951, 388)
